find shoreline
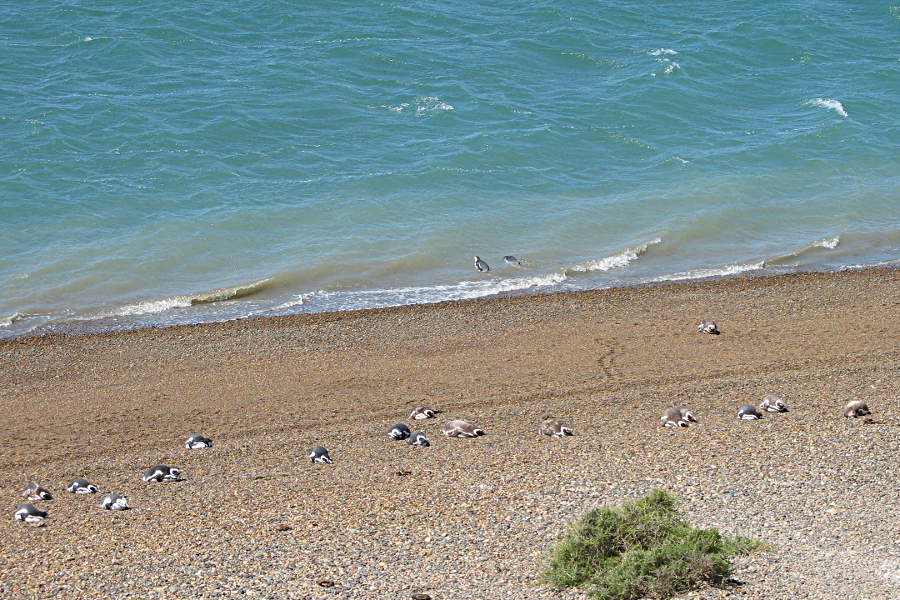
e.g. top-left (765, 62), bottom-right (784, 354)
top-left (2, 263), bottom-right (897, 345)
top-left (1, 267), bottom-right (898, 599)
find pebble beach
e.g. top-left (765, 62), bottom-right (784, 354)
top-left (1, 268), bottom-right (898, 599)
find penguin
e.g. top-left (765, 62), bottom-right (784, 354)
top-left (410, 406), bottom-right (436, 420)
top-left (538, 418), bottom-right (574, 437)
top-left (184, 434), bottom-right (213, 449)
top-left (503, 255), bottom-right (523, 266)
top-left (759, 394), bottom-right (788, 413)
top-left (22, 482), bottom-right (52, 502)
top-left (14, 504), bottom-right (47, 523)
top-left (474, 256), bottom-right (490, 272)
top-left (697, 319), bottom-right (719, 334)
top-left (99, 494), bottom-right (130, 510)
top-left (407, 431), bottom-right (430, 447)
top-left (660, 406), bottom-right (691, 428)
top-left (440, 420), bottom-right (485, 438)
top-left (309, 446), bottom-right (332, 464)
top-left (66, 477), bottom-right (98, 494)
top-left (843, 400), bottom-right (871, 418)
top-left (737, 404), bottom-right (763, 420)
top-left (142, 465), bottom-right (183, 482)
top-left (389, 423), bottom-right (411, 441)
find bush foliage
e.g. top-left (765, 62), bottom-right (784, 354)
top-left (542, 490), bottom-right (763, 600)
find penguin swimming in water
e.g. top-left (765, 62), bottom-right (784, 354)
top-left (389, 423), bottom-right (411, 440)
top-left (14, 504), bottom-right (47, 523)
top-left (66, 477), bottom-right (98, 494)
top-left (407, 431), bottom-right (430, 447)
top-left (539, 418), bottom-right (574, 437)
top-left (142, 465), bottom-right (183, 482)
top-left (474, 256), bottom-right (490, 272)
top-left (697, 319), bottom-right (719, 334)
top-left (759, 394), bottom-right (788, 413)
top-left (184, 434), bottom-right (213, 449)
top-left (503, 255), bottom-right (523, 266)
top-left (410, 406), bottom-right (436, 420)
top-left (99, 493), bottom-right (130, 510)
top-left (843, 400), bottom-right (871, 418)
top-left (309, 446), bottom-right (332, 463)
top-left (22, 482), bottom-right (52, 502)
top-left (737, 404), bottom-right (763, 420)
top-left (441, 420), bottom-right (485, 438)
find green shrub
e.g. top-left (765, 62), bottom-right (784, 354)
top-left (541, 490), bottom-right (763, 600)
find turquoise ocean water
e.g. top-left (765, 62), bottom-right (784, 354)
top-left (2, 1), bottom-right (898, 338)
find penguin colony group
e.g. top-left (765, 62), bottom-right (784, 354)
top-left (14, 318), bottom-right (876, 524)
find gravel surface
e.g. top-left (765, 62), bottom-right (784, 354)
top-left (0, 268), bottom-right (897, 599)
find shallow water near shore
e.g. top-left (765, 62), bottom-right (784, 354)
top-left (2, 1), bottom-right (899, 337)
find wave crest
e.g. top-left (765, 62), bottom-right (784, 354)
top-left (568, 238), bottom-right (662, 274)
top-left (113, 278), bottom-right (273, 317)
top-left (765, 235), bottom-right (841, 266)
top-left (650, 261), bottom-right (765, 283)
top-left (806, 98), bottom-right (848, 117)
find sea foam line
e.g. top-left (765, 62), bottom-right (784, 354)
top-left (301, 239), bottom-right (660, 312)
top-left (649, 261), bottom-right (765, 283)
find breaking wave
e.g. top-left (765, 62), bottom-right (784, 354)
top-left (567, 238), bottom-right (662, 275)
top-left (765, 235), bottom-right (840, 266)
top-left (806, 97), bottom-right (848, 117)
top-left (649, 261), bottom-right (765, 283)
top-left (112, 278), bottom-right (273, 317)
top-left (0, 312), bottom-right (24, 328)
top-left (299, 239), bottom-right (662, 312)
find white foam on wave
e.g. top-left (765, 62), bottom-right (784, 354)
top-left (415, 96), bottom-right (454, 115)
top-left (111, 278), bottom-right (273, 317)
top-left (765, 235), bottom-right (842, 266)
top-left (300, 240), bottom-right (660, 313)
top-left (381, 96), bottom-right (454, 115)
top-left (649, 261), bottom-right (765, 283)
top-left (0, 312), bottom-right (23, 328)
top-left (650, 56), bottom-right (680, 77)
top-left (649, 48), bottom-right (678, 56)
top-left (569, 238), bottom-right (662, 274)
top-left (815, 236), bottom-right (840, 249)
top-left (272, 295), bottom-right (304, 311)
top-left (840, 258), bottom-right (900, 271)
top-left (806, 97), bottom-right (848, 117)
top-left (304, 271), bottom-right (570, 312)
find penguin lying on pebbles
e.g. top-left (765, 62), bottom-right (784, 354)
top-left (184, 434), bottom-right (213, 449)
top-left (737, 404), bottom-right (763, 420)
top-left (410, 406), bottom-right (436, 420)
top-left (142, 465), bottom-right (183, 482)
top-left (309, 446), bottom-right (332, 464)
top-left (407, 431), bottom-right (430, 447)
top-left (660, 406), bottom-right (696, 428)
top-left (389, 423), bottom-right (411, 440)
top-left (539, 418), bottom-right (574, 437)
top-left (22, 482), bottom-right (52, 501)
top-left (14, 504), bottom-right (47, 523)
top-left (441, 420), bottom-right (485, 437)
top-left (697, 319), bottom-right (719, 334)
top-left (843, 400), bottom-right (871, 418)
top-left (759, 395), bottom-right (788, 412)
top-left (66, 478), bottom-right (98, 494)
top-left (100, 494), bottom-right (130, 510)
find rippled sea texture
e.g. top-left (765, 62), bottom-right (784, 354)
top-left (1, 1), bottom-right (898, 336)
